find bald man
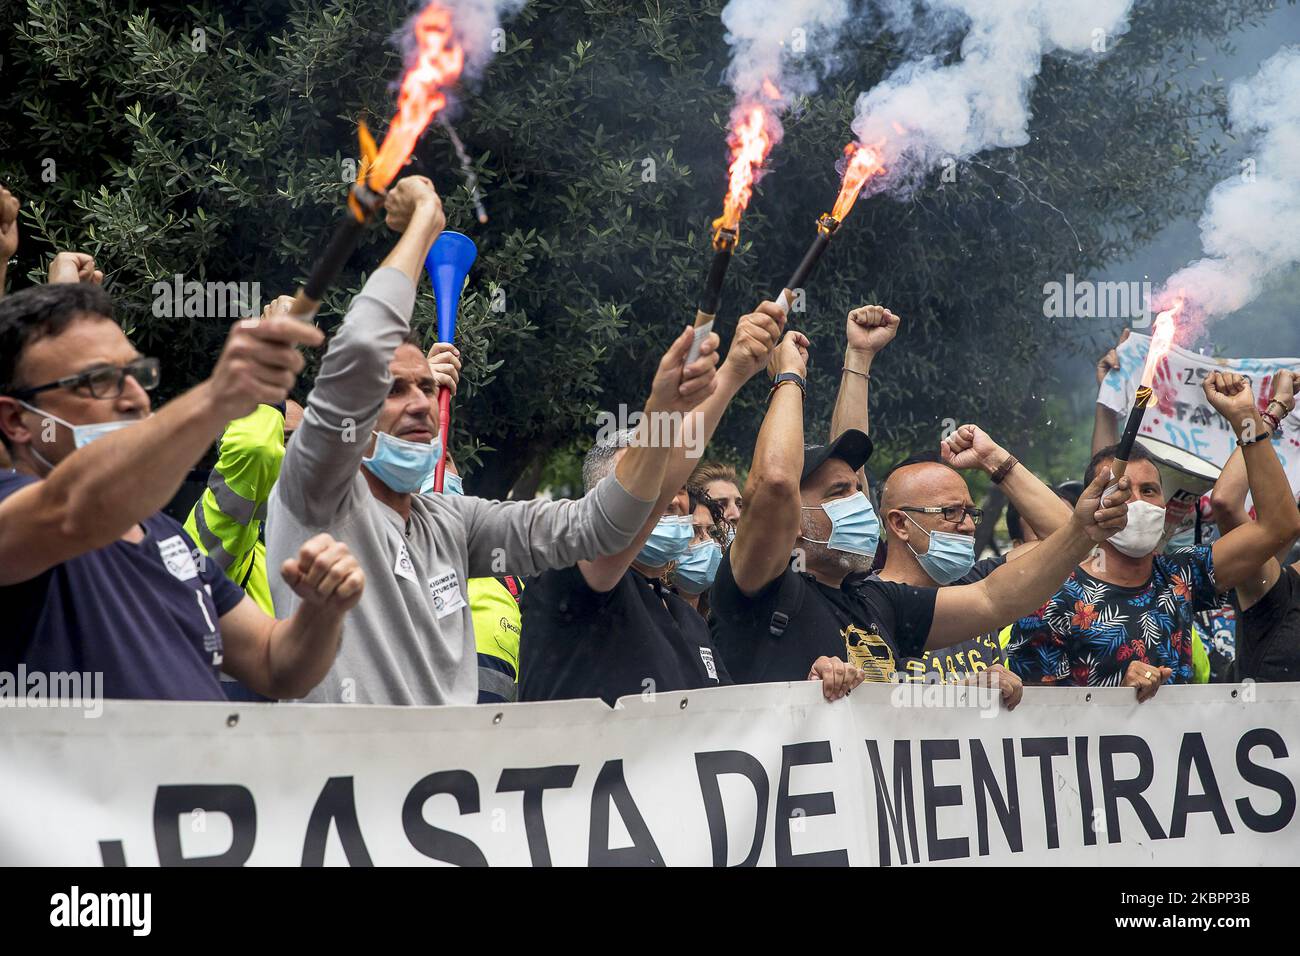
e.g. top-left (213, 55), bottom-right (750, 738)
top-left (709, 329), bottom-right (1132, 708)
top-left (875, 425), bottom-right (1074, 688)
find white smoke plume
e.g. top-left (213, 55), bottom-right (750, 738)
top-left (1161, 45), bottom-right (1300, 320)
top-left (722, 0), bottom-right (852, 104)
top-left (852, 0), bottom-right (1137, 188)
top-left (408, 0), bottom-right (526, 78)
top-left (720, 0), bottom-right (853, 152)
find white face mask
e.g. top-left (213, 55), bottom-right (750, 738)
top-left (1109, 500), bottom-right (1168, 558)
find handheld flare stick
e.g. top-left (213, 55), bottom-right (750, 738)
top-left (775, 143), bottom-right (884, 315)
top-left (290, 125), bottom-right (387, 319)
top-left (687, 103), bottom-right (773, 363)
top-left (1111, 303), bottom-right (1182, 480)
top-left (776, 212), bottom-right (842, 314)
top-left (288, 3), bottom-right (466, 318)
top-left (424, 232), bottom-right (478, 493)
top-left (687, 224), bottom-right (738, 363)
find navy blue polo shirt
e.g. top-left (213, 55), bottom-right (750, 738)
top-left (0, 470), bottom-right (245, 700)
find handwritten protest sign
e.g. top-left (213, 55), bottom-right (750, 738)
top-left (1097, 331), bottom-right (1300, 494)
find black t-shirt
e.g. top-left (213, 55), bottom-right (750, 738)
top-left (518, 565), bottom-right (731, 705)
top-left (0, 470), bottom-right (245, 700)
top-left (708, 553), bottom-right (935, 685)
top-left (892, 556), bottom-right (1005, 682)
top-left (1235, 565), bottom-right (1300, 682)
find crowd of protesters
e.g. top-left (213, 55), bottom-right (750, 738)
top-left (3, 177), bottom-right (1299, 712)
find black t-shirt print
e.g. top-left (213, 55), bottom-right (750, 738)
top-left (893, 556), bottom-right (1006, 682)
top-left (1235, 564), bottom-right (1300, 682)
top-left (708, 553), bottom-right (935, 685)
top-left (518, 564), bottom-right (731, 705)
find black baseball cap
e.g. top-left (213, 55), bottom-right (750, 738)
top-left (801, 428), bottom-right (873, 484)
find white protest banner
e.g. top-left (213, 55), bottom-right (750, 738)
top-left (1, 682), bottom-right (1297, 866)
top-left (1097, 331), bottom-right (1300, 487)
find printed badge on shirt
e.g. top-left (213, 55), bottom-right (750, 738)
top-left (158, 534), bottom-right (198, 582)
top-left (699, 646), bottom-right (719, 681)
top-left (427, 569), bottom-right (467, 619)
top-left (393, 540), bottom-right (418, 584)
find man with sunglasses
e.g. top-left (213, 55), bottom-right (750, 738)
top-left (0, 281), bottom-right (366, 701)
top-left (711, 328), bottom-right (1133, 702)
top-left (874, 425), bottom-right (1076, 698)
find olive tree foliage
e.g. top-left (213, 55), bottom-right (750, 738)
top-left (0, 0), bottom-right (1282, 496)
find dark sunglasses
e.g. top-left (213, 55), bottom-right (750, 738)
top-left (8, 357), bottom-right (161, 401)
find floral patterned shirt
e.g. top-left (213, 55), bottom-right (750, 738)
top-left (1006, 547), bottom-right (1218, 686)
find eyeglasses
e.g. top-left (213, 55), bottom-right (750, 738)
top-left (898, 504), bottom-right (984, 526)
top-left (8, 357), bottom-right (161, 401)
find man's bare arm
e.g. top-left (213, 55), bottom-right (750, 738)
top-left (220, 534), bottom-right (363, 699)
top-left (927, 468), bottom-right (1131, 649)
top-left (1209, 447), bottom-right (1279, 610)
top-left (0, 184), bottom-right (17, 299)
top-left (829, 306), bottom-right (897, 490)
top-left (580, 305), bottom-right (781, 593)
top-left (0, 317), bottom-right (322, 586)
top-left (1092, 331), bottom-right (1129, 457)
top-left (1208, 372), bottom-right (1300, 593)
top-left (940, 424), bottom-right (1072, 561)
top-left (730, 330), bottom-right (810, 596)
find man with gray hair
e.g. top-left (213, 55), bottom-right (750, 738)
top-left (519, 302), bottom-right (866, 705)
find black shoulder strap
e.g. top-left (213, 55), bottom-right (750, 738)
top-left (769, 564), bottom-right (806, 637)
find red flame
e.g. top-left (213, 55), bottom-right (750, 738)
top-left (1142, 299), bottom-right (1183, 389)
top-left (713, 102), bottom-right (775, 243)
top-left (368, 4), bottom-right (465, 192)
top-left (830, 143), bottom-right (886, 222)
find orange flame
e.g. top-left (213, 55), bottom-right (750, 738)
top-left (830, 143), bottom-right (885, 222)
top-left (368, 4), bottom-right (465, 193)
top-left (712, 103), bottom-right (774, 244)
top-left (1142, 299), bottom-right (1183, 389)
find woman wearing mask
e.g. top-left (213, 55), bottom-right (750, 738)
top-left (671, 485), bottom-right (728, 617)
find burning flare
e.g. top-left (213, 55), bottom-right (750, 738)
top-left (830, 143), bottom-right (885, 223)
top-left (712, 101), bottom-right (775, 245)
top-left (1141, 300), bottom-right (1183, 388)
top-left (367, 4), bottom-right (466, 194)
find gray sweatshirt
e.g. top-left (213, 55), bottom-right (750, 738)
top-left (266, 267), bottom-right (653, 705)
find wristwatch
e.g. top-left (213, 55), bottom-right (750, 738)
top-left (769, 372), bottom-right (807, 400)
top-left (990, 454), bottom-right (1019, 484)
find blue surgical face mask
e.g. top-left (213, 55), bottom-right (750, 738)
top-left (675, 539), bottom-right (722, 593)
top-left (421, 469), bottom-right (463, 496)
top-left (904, 512), bottom-right (976, 584)
top-left (19, 401), bottom-right (143, 472)
top-left (363, 430), bottom-right (443, 494)
top-left (801, 491), bottom-right (880, 558)
top-left (20, 401), bottom-right (142, 450)
top-left (636, 514), bottom-right (694, 569)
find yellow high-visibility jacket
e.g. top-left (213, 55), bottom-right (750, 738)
top-left (470, 575), bottom-right (524, 704)
top-left (183, 405), bottom-right (284, 615)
